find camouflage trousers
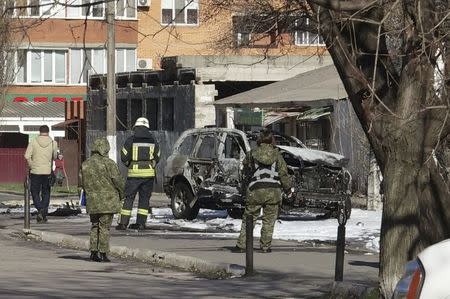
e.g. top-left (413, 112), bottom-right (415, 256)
top-left (90, 213), bottom-right (114, 253)
top-left (236, 188), bottom-right (281, 250)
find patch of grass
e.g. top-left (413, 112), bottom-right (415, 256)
top-left (0, 183), bottom-right (78, 195)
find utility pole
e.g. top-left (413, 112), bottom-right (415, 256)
top-left (106, 0), bottom-right (116, 162)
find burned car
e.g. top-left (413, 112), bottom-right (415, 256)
top-left (163, 128), bottom-right (352, 224)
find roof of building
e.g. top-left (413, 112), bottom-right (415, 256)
top-left (214, 64), bottom-right (348, 108)
top-left (1, 101), bottom-right (65, 118)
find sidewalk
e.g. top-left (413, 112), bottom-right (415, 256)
top-left (0, 192), bottom-right (170, 208)
top-left (4, 213), bottom-right (379, 296)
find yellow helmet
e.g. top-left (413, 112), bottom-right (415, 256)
top-left (134, 117), bottom-right (150, 128)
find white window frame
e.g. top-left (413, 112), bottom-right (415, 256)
top-left (116, 0), bottom-right (137, 20)
top-left (161, 0), bottom-right (199, 26)
top-left (66, 0), bottom-right (104, 19)
top-left (294, 17), bottom-right (325, 46)
top-left (13, 49), bottom-right (67, 85)
top-left (115, 48), bottom-right (137, 73)
top-left (1, 0), bottom-right (15, 17)
top-left (16, 0), bottom-right (65, 18)
top-left (236, 32), bottom-right (251, 47)
top-left (69, 48), bottom-right (136, 85)
top-left (70, 48), bottom-right (106, 85)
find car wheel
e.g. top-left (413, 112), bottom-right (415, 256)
top-left (227, 208), bottom-right (244, 219)
top-left (171, 182), bottom-right (199, 220)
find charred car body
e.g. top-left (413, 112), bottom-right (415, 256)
top-left (163, 128), bottom-right (352, 224)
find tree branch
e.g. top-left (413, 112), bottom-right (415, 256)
top-left (306, 0), bottom-right (377, 12)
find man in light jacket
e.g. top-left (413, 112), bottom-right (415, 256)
top-left (24, 125), bottom-right (58, 223)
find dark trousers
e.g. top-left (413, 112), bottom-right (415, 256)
top-left (30, 174), bottom-right (51, 217)
top-left (119, 178), bottom-right (154, 225)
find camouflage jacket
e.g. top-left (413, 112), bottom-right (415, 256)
top-left (242, 143), bottom-right (292, 193)
top-left (80, 138), bottom-right (125, 214)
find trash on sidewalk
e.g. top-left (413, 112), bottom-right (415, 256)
top-left (48, 201), bottom-right (82, 217)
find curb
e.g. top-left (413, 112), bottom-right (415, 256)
top-left (22, 228), bottom-right (245, 279)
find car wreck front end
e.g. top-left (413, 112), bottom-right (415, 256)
top-left (277, 146), bottom-right (352, 224)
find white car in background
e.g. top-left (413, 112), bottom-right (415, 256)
top-left (393, 239), bottom-right (450, 298)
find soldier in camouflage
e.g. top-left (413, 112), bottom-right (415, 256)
top-left (80, 138), bottom-right (125, 262)
top-left (235, 129), bottom-right (292, 253)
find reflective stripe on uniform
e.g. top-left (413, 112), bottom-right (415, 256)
top-left (132, 144), bottom-right (138, 161)
top-left (120, 209), bottom-right (132, 216)
top-left (149, 145), bottom-right (155, 160)
top-left (248, 161), bottom-right (281, 189)
top-left (137, 208), bottom-right (148, 216)
top-left (121, 147), bottom-right (128, 156)
top-left (128, 167), bottom-right (155, 177)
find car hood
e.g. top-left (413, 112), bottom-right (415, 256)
top-left (277, 145), bottom-right (349, 168)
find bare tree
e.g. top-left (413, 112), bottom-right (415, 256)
top-left (207, 0), bottom-right (449, 297)
top-left (0, 0), bottom-right (15, 115)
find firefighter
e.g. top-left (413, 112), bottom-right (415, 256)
top-left (116, 117), bottom-right (160, 231)
top-left (234, 128), bottom-right (292, 253)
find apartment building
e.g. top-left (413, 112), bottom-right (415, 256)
top-left (136, 0), bottom-right (331, 79)
top-left (0, 0), bottom-right (139, 184)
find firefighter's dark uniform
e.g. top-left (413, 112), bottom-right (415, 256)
top-left (117, 123), bottom-right (160, 229)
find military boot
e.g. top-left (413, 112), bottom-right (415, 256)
top-left (100, 253), bottom-right (111, 262)
top-left (90, 251), bottom-right (101, 262)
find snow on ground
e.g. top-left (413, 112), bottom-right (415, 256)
top-left (1, 204), bottom-right (381, 252)
top-left (145, 208), bottom-right (381, 252)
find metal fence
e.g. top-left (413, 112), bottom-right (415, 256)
top-left (86, 130), bottom-right (180, 192)
top-left (0, 148), bottom-right (27, 183)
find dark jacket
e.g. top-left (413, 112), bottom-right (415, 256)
top-left (121, 127), bottom-right (160, 178)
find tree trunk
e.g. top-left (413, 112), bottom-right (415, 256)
top-left (376, 117), bottom-right (450, 298)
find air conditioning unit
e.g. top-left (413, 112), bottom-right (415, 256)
top-left (137, 58), bottom-right (153, 70)
top-left (137, 0), bottom-right (150, 7)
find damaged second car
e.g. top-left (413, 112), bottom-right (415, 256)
top-left (163, 128), bottom-right (352, 224)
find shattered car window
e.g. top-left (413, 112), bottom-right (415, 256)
top-left (224, 135), bottom-right (243, 159)
top-left (178, 134), bottom-right (197, 156)
top-left (196, 135), bottom-right (217, 159)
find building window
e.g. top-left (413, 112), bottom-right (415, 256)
top-left (116, 0), bottom-right (136, 18)
top-left (15, 50), bottom-right (67, 84)
top-left (16, 0), bottom-right (65, 17)
top-left (1, 0), bottom-right (15, 16)
top-left (116, 48), bottom-right (136, 72)
top-left (67, 0), bottom-right (104, 18)
top-left (161, 0), bottom-right (199, 25)
top-left (70, 48), bottom-right (104, 84)
top-left (294, 17), bottom-right (324, 46)
top-left (70, 48), bottom-right (135, 84)
top-left (82, 0), bottom-right (104, 17)
top-left (232, 15), bottom-right (278, 48)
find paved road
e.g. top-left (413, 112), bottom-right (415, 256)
top-left (0, 231), bottom-right (331, 298)
top-left (0, 192), bottom-right (378, 298)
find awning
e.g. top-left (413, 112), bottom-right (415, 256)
top-left (297, 107), bottom-right (332, 121)
top-left (263, 112), bottom-right (301, 126)
top-left (214, 64), bottom-right (347, 109)
top-left (52, 119), bottom-right (79, 129)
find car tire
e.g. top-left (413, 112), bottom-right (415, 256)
top-left (227, 208), bottom-right (244, 219)
top-left (171, 182), bottom-right (199, 220)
